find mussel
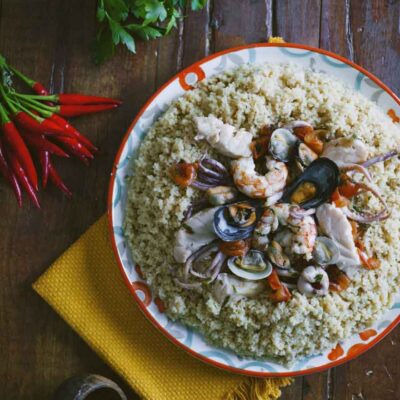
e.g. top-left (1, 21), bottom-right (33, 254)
top-left (269, 128), bottom-right (299, 162)
top-left (281, 158), bottom-right (339, 209)
top-left (213, 202), bottom-right (260, 241)
top-left (312, 236), bottom-right (340, 266)
top-left (227, 250), bottom-right (273, 280)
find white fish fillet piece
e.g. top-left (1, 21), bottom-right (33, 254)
top-left (316, 203), bottom-right (360, 277)
top-left (321, 137), bottom-right (368, 166)
top-left (194, 115), bottom-right (252, 158)
top-left (173, 207), bottom-right (218, 263)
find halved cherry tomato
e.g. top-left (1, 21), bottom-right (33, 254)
top-left (251, 137), bottom-right (270, 160)
top-left (293, 125), bottom-right (313, 141)
top-left (219, 239), bottom-right (250, 257)
top-left (267, 269), bottom-right (282, 291)
top-left (269, 284), bottom-right (292, 303)
top-left (331, 188), bottom-right (350, 208)
top-left (339, 180), bottom-right (361, 198)
top-left (327, 265), bottom-right (351, 292)
top-left (169, 162), bottom-right (197, 187)
top-left (304, 131), bottom-right (324, 154)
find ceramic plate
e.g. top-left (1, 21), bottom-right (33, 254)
top-left (108, 43), bottom-right (400, 377)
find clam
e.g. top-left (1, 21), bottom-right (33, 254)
top-left (269, 128), bottom-right (299, 162)
top-left (312, 236), bottom-right (340, 266)
top-left (227, 250), bottom-right (273, 280)
top-left (206, 186), bottom-right (238, 205)
top-left (281, 158), bottom-right (339, 209)
top-left (296, 142), bottom-right (318, 167)
top-left (267, 241), bottom-right (290, 269)
top-left (213, 202), bottom-right (259, 241)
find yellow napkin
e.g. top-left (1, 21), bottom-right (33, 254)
top-left (33, 216), bottom-right (292, 399)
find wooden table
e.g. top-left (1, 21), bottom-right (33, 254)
top-left (0, 1), bottom-right (399, 399)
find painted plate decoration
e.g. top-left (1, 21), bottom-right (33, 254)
top-left (108, 43), bottom-right (400, 377)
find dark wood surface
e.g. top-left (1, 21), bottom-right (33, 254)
top-left (0, 1), bottom-right (399, 399)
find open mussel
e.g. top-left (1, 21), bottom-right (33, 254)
top-left (281, 158), bottom-right (339, 209)
top-left (213, 201), bottom-right (260, 241)
top-left (312, 236), bottom-right (340, 266)
top-left (227, 250), bottom-right (272, 280)
top-left (269, 128), bottom-right (299, 162)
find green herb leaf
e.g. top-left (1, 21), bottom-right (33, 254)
top-left (191, 0), bottom-right (207, 10)
top-left (93, 0), bottom-right (207, 64)
top-left (92, 26), bottom-right (115, 65)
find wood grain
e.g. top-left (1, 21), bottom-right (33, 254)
top-left (0, 1), bottom-right (399, 399)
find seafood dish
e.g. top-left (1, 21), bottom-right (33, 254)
top-left (125, 63), bottom-right (400, 364)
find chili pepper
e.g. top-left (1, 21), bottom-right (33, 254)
top-left (48, 158), bottom-right (72, 198)
top-left (49, 114), bottom-right (98, 152)
top-left (19, 93), bottom-right (121, 106)
top-left (0, 103), bottom-right (38, 190)
top-left (54, 136), bottom-right (94, 159)
top-left (0, 138), bottom-right (22, 206)
top-left (19, 130), bottom-right (69, 157)
top-left (56, 103), bottom-right (119, 117)
top-left (52, 136), bottom-right (90, 165)
top-left (39, 151), bottom-right (50, 187)
top-left (7, 149), bottom-right (40, 208)
top-left (14, 110), bottom-right (70, 136)
top-left (10, 66), bottom-right (50, 96)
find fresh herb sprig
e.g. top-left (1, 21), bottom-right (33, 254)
top-left (93, 0), bottom-right (207, 64)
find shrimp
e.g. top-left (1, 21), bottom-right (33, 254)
top-left (231, 156), bottom-right (288, 199)
top-left (287, 209), bottom-right (317, 260)
top-left (252, 204), bottom-right (317, 260)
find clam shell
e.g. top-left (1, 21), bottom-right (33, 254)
top-left (269, 128), bottom-right (299, 162)
top-left (227, 250), bottom-right (273, 280)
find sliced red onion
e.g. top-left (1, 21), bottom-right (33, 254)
top-left (201, 157), bottom-right (228, 175)
top-left (207, 252), bottom-right (227, 283)
top-left (191, 181), bottom-right (216, 190)
top-left (184, 241), bottom-right (218, 281)
top-left (362, 150), bottom-right (398, 168)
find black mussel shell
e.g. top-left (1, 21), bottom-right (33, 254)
top-left (213, 201), bottom-right (261, 241)
top-left (281, 158), bottom-right (339, 209)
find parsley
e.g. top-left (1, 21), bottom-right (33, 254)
top-left (93, 0), bottom-right (208, 64)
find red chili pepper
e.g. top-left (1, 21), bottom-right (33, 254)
top-left (52, 136), bottom-right (91, 165)
top-left (8, 149), bottom-right (40, 208)
top-left (19, 130), bottom-right (69, 157)
top-left (48, 158), bottom-right (72, 198)
top-left (10, 66), bottom-right (50, 97)
top-left (56, 103), bottom-right (118, 118)
top-left (0, 104), bottom-right (38, 189)
top-left (32, 82), bottom-right (50, 96)
top-left (39, 151), bottom-right (50, 187)
top-left (13, 111), bottom-right (69, 136)
top-left (49, 114), bottom-right (98, 152)
top-left (0, 138), bottom-right (22, 206)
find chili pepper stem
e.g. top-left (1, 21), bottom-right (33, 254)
top-left (12, 93), bottom-right (55, 114)
top-left (9, 66), bottom-right (35, 87)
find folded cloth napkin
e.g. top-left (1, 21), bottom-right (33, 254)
top-left (33, 216), bottom-right (292, 400)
